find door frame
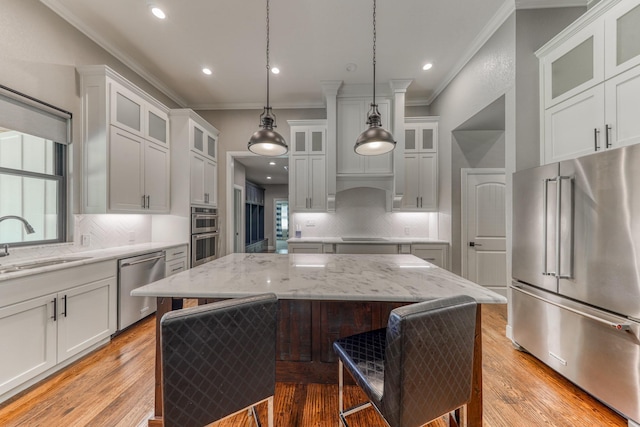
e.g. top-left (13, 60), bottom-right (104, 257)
top-left (273, 198), bottom-right (288, 250)
top-left (460, 168), bottom-right (506, 279)
top-left (233, 184), bottom-right (244, 253)
top-left (226, 151), bottom-right (259, 256)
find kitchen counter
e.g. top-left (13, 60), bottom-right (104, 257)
top-left (286, 236), bottom-right (449, 244)
top-left (0, 241), bottom-right (188, 282)
top-left (132, 253), bottom-right (503, 304)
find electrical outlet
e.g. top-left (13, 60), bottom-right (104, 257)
top-left (306, 220), bottom-right (315, 227)
top-left (404, 226), bottom-right (410, 236)
top-left (128, 231), bottom-right (136, 242)
top-left (81, 234), bottom-right (91, 246)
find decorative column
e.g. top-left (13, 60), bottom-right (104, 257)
top-left (321, 80), bottom-right (342, 212)
top-left (389, 79), bottom-right (412, 209)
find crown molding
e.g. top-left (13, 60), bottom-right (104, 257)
top-left (425, 0), bottom-right (515, 105)
top-left (40, 0), bottom-right (188, 107)
top-left (192, 101), bottom-right (326, 111)
top-left (516, 0), bottom-right (588, 9)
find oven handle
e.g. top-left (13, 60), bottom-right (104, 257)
top-left (193, 215), bottom-right (217, 220)
top-left (193, 232), bottom-right (219, 240)
top-left (120, 254), bottom-right (165, 267)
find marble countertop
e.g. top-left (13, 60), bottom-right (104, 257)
top-left (287, 237), bottom-right (449, 244)
top-left (0, 241), bottom-right (188, 282)
top-left (132, 253), bottom-right (506, 304)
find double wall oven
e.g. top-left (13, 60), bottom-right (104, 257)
top-left (191, 207), bottom-right (219, 267)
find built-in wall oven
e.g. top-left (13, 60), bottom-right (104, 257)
top-left (191, 207), bottom-right (219, 267)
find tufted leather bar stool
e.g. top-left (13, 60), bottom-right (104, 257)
top-left (333, 295), bottom-right (477, 427)
top-left (160, 293), bottom-right (277, 427)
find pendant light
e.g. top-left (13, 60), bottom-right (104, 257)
top-left (354, 0), bottom-right (396, 156)
top-left (248, 0), bottom-right (288, 156)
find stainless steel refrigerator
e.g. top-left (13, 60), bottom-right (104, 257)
top-left (512, 144), bottom-right (640, 425)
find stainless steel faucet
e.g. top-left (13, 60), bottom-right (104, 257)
top-left (0, 215), bottom-right (36, 258)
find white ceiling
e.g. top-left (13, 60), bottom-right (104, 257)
top-left (236, 156), bottom-right (289, 185)
top-left (40, 0), bottom-right (587, 110)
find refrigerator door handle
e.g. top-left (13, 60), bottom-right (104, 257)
top-left (542, 178), bottom-right (555, 276)
top-left (556, 176), bottom-right (573, 279)
top-left (513, 285), bottom-right (632, 331)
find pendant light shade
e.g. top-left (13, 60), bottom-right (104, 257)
top-left (248, 0), bottom-right (288, 156)
top-left (355, 0), bottom-right (395, 156)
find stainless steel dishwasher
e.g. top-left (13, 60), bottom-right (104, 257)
top-left (117, 251), bottom-right (165, 331)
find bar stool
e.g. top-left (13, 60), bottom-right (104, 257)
top-left (160, 293), bottom-right (277, 427)
top-left (333, 295), bottom-right (477, 427)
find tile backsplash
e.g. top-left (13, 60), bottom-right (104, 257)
top-left (292, 187), bottom-right (438, 238)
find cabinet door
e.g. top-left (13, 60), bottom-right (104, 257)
top-left (418, 153), bottom-right (438, 211)
top-left (190, 153), bottom-right (206, 205)
top-left (109, 126), bottom-right (145, 212)
top-left (337, 100), bottom-right (365, 174)
top-left (0, 294), bottom-right (57, 396)
top-left (309, 128), bottom-right (326, 154)
top-left (110, 83), bottom-right (144, 137)
top-left (292, 130), bottom-right (308, 155)
top-left (604, 0), bottom-right (640, 79)
top-left (57, 278), bottom-right (113, 363)
top-left (404, 126), bottom-right (419, 153)
top-left (308, 155), bottom-right (326, 210)
top-left (543, 23), bottom-right (604, 108)
top-left (144, 142), bottom-right (170, 212)
top-left (288, 243), bottom-right (323, 253)
top-left (290, 156), bottom-right (309, 211)
top-left (146, 104), bottom-right (169, 147)
top-left (204, 159), bottom-right (217, 206)
top-left (411, 245), bottom-right (447, 269)
top-left (206, 132), bottom-right (217, 160)
top-left (191, 123), bottom-right (205, 154)
top-left (402, 154), bottom-right (421, 209)
top-left (544, 85), bottom-right (605, 164)
top-left (605, 65), bottom-right (640, 149)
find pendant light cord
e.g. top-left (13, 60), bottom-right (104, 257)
top-left (372, 0), bottom-right (376, 105)
top-left (266, 0), bottom-right (271, 109)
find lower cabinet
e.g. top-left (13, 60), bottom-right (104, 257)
top-left (287, 243), bottom-right (323, 253)
top-left (165, 245), bottom-right (189, 276)
top-left (0, 262), bottom-right (116, 401)
top-left (411, 243), bottom-right (449, 270)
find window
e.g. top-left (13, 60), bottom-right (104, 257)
top-left (0, 85), bottom-right (70, 247)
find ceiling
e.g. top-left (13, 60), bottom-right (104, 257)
top-left (236, 156), bottom-right (289, 185)
top-left (41, 0), bottom-right (587, 110)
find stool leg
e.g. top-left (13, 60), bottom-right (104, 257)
top-left (338, 360), bottom-right (344, 413)
top-left (268, 396), bottom-right (274, 427)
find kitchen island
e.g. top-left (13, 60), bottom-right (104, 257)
top-left (133, 253), bottom-right (506, 427)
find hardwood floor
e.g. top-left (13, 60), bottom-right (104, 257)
top-left (0, 304), bottom-right (627, 427)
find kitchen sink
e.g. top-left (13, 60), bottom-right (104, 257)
top-left (0, 256), bottom-right (92, 274)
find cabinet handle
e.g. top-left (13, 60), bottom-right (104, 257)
top-left (594, 128), bottom-right (600, 151)
top-left (171, 266), bottom-right (183, 272)
top-left (146, 195), bottom-right (150, 209)
top-left (141, 195), bottom-right (146, 208)
top-left (416, 197), bottom-right (419, 207)
top-left (420, 197), bottom-right (423, 208)
top-left (605, 124), bottom-right (612, 149)
top-left (51, 297), bottom-right (57, 321)
top-left (62, 295), bottom-right (67, 318)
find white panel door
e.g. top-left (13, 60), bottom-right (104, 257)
top-left (402, 154), bottom-right (420, 209)
top-left (308, 155), bottom-right (326, 210)
top-left (204, 159), bottom-right (217, 206)
top-left (0, 294), bottom-right (57, 396)
top-left (418, 153), bottom-right (438, 211)
top-left (109, 126), bottom-right (144, 211)
top-left (190, 152), bottom-right (206, 205)
top-left (290, 156), bottom-right (309, 211)
top-left (463, 170), bottom-right (507, 293)
top-left (605, 65), bottom-right (640, 149)
top-left (144, 142), bottom-right (170, 212)
top-left (544, 85), bottom-right (605, 164)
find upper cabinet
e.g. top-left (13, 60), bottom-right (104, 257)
top-left (78, 65), bottom-right (171, 214)
top-left (288, 120), bottom-right (327, 212)
top-left (538, 0), bottom-right (640, 164)
top-left (400, 118), bottom-right (438, 211)
top-left (170, 109), bottom-right (220, 210)
top-left (337, 98), bottom-right (393, 175)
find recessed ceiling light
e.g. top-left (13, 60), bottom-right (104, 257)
top-left (422, 63), bottom-right (433, 71)
top-left (266, 176), bottom-right (272, 180)
top-left (271, 67), bottom-right (280, 75)
top-left (151, 7), bottom-right (166, 19)
top-left (202, 68), bottom-right (212, 75)
top-left (346, 63), bottom-right (358, 72)
top-left (269, 161), bottom-right (276, 165)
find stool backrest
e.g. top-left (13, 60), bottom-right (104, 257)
top-left (382, 295), bottom-right (477, 427)
top-left (161, 293), bottom-right (277, 427)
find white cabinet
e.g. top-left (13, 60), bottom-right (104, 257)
top-left (109, 126), bottom-right (170, 212)
top-left (171, 109), bottom-right (220, 210)
top-left (289, 120), bottom-right (327, 212)
top-left (411, 243), bottom-right (449, 270)
top-left (0, 261), bottom-right (116, 400)
top-left (401, 118), bottom-right (438, 211)
top-left (165, 245), bottom-right (189, 276)
top-left (538, 0), bottom-right (640, 164)
top-left (78, 65), bottom-right (171, 213)
top-left (337, 99), bottom-right (393, 175)
top-left (287, 242), bottom-right (323, 253)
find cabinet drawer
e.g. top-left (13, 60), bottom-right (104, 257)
top-left (166, 259), bottom-right (187, 276)
top-left (165, 246), bottom-right (188, 262)
top-left (335, 244), bottom-right (399, 255)
top-left (411, 244), bottom-right (448, 269)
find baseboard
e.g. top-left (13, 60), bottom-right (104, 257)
top-left (505, 324), bottom-right (513, 341)
top-left (628, 419), bottom-right (640, 427)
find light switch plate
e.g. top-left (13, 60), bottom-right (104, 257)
top-left (81, 234), bottom-right (91, 246)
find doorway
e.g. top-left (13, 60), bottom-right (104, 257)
top-left (274, 199), bottom-right (289, 254)
top-left (461, 168), bottom-right (507, 296)
top-left (233, 185), bottom-right (244, 253)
